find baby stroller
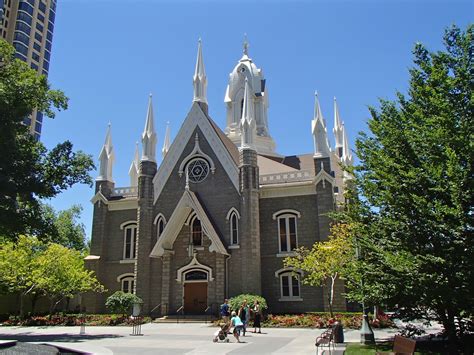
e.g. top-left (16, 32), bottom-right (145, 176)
top-left (213, 322), bottom-right (231, 343)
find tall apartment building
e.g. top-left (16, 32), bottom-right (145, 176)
top-left (0, 0), bottom-right (57, 140)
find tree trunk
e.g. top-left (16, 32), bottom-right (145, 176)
top-left (19, 293), bottom-right (24, 318)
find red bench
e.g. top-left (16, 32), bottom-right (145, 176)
top-left (315, 327), bottom-right (336, 354)
top-left (376, 334), bottom-right (416, 355)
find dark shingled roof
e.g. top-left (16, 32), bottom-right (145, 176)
top-left (204, 110), bottom-right (240, 166)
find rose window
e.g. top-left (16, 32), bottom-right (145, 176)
top-left (187, 158), bottom-right (209, 183)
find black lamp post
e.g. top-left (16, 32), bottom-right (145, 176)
top-left (356, 243), bottom-right (375, 344)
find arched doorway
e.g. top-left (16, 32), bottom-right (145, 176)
top-left (183, 269), bottom-right (208, 314)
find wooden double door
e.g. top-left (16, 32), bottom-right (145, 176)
top-left (183, 282), bottom-right (207, 314)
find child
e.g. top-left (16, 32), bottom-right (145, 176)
top-left (230, 311), bottom-right (244, 343)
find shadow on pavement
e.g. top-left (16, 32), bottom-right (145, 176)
top-left (0, 332), bottom-right (123, 343)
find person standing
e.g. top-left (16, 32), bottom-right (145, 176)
top-left (253, 300), bottom-right (262, 333)
top-left (220, 299), bottom-right (230, 325)
top-left (238, 300), bottom-right (250, 336)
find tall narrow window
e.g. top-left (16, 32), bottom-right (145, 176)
top-left (230, 213), bottom-right (238, 245)
top-left (191, 218), bottom-right (202, 246)
top-left (277, 214), bottom-right (298, 253)
top-left (123, 225), bottom-right (137, 259)
top-left (121, 277), bottom-right (134, 293)
top-left (157, 217), bottom-right (165, 239)
top-left (279, 272), bottom-right (301, 300)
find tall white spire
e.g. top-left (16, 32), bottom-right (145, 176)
top-left (311, 91), bottom-right (331, 157)
top-left (129, 142), bottom-right (139, 186)
top-left (97, 123), bottom-right (115, 182)
top-left (341, 123), bottom-right (353, 166)
top-left (162, 122), bottom-right (171, 159)
top-left (193, 38), bottom-right (207, 104)
top-left (141, 94), bottom-right (157, 162)
top-left (333, 97), bottom-right (344, 158)
top-left (240, 78), bottom-right (256, 149)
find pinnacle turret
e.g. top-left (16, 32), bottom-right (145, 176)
top-left (311, 92), bottom-right (331, 157)
top-left (162, 122), bottom-right (171, 158)
top-left (129, 142), bottom-right (140, 186)
top-left (341, 123), bottom-right (353, 166)
top-left (240, 78), bottom-right (256, 150)
top-left (193, 38), bottom-right (207, 104)
top-left (97, 123), bottom-right (115, 182)
top-left (141, 94), bottom-right (157, 162)
top-left (333, 97), bottom-right (344, 158)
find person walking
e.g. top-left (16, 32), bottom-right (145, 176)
top-left (220, 299), bottom-right (230, 325)
top-left (252, 300), bottom-right (262, 333)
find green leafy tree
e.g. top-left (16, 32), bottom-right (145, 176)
top-left (284, 223), bottom-right (355, 317)
top-left (342, 25), bottom-right (473, 346)
top-left (34, 243), bottom-right (104, 314)
top-left (105, 291), bottom-right (143, 316)
top-left (37, 203), bottom-right (87, 251)
top-left (0, 40), bottom-right (94, 239)
top-left (228, 294), bottom-right (268, 313)
top-left (0, 236), bottom-right (44, 317)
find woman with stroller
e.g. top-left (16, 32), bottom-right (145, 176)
top-left (230, 311), bottom-right (244, 343)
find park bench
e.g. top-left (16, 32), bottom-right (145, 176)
top-left (376, 334), bottom-right (416, 355)
top-left (315, 327), bottom-right (336, 354)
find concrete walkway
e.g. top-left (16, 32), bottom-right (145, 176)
top-left (0, 323), bottom-right (435, 354)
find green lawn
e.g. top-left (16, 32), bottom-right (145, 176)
top-left (345, 343), bottom-right (391, 354)
top-left (345, 343), bottom-right (440, 354)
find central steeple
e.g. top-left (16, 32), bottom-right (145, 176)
top-left (224, 36), bottom-right (278, 157)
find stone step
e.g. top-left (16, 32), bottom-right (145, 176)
top-left (153, 315), bottom-right (218, 323)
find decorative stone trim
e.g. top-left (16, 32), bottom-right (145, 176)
top-left (176, 254), bottom-right (214, 282)
top-left (116, 273), bottom-right (135, 282)
top-left (119, 220), bottom-right (137, 230)
top-left (228, 245), bottom-right (240, 249)
top-left (178, 133), bottom-right (215, 177)
top-left (272, 209), bottom-right (301, 220)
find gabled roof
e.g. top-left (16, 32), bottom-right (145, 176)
top-left (153, 102), bottom-right (239, 203)
top-left (150, 189), bottom-right (229, 257)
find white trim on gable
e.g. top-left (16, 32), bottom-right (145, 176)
top-left (150, 189), bottom-right (229, 257)
top-left (153, 102), bottom-right (239, 204)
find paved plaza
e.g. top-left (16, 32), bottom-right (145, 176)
top-left (0, 323), bottom-right (417, 354)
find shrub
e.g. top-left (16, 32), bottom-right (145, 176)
top-left (105, 291), bottom-right (143, 316)
top-left (228, 294), bottom-right (267, 312)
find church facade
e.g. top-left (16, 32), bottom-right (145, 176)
top-left (85, 40), bottom-right (353, 316)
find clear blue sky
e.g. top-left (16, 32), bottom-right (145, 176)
top-left (41, 0), bottom-right (472, 240)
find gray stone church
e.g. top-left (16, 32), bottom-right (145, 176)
top-left (85, 40), bottom-right (352, 316)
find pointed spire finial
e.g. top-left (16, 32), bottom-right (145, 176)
top-left (97, 123), bottom-right (115, 182)
top-left (162, 122), bottom-right (171, 159)
top-left (311, 91), bottom-right (331, 158)
top-left (240, 77), bottom-right (256, 150)
top-left (243, 33), bottom-right (249, 56)
top-left (141, 94), bottom-right (157, 162)
top-left (129, 142), bottom-right (140, 186)
top-left (342, 123), bottom-right (353, 166)
top-left (333, 97), bottom-right (344, 158)
top-left (193, 38), bottom-right (208, 104)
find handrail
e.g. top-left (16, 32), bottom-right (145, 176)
top-left (150, 303), bottom-right (161, 314)
top-left (176, 305), bottom-right (184, 324)
top-left (204, 306), bottom-right (210, 313)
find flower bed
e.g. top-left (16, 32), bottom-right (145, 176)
top-left (262, 312), bottom-right (394, 329)
top-left (2, 314), bottom-right (151, 326)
